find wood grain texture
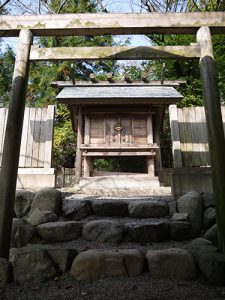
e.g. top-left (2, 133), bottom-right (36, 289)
top-left (1, 12), bottom-right (225, 37)
top-left (0, 106), bottom-right (55, 168)
top-left (30, 45), bottom-right (200, 61)
top-left (197, 26), bottom-right (225, 253)
top-left (0, 29), bottom-right (33, 259)
top-left (169, 105), bottom-right (182, 168)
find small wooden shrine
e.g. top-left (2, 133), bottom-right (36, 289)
top-left (55, 76), bottom-right (183, 182)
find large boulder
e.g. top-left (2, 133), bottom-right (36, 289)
top-left (70, 249), bottom-right (144, 280)
top-left (14, 190), bottom-right (35, 218)
top-left (62, 199), bottom-right (92, 220)
top-left (125, 221), bottom-right (169, 243)
top-left (177, 191), bottom-right (203, 236)
top-left (203, 207), bottom-right (216, 230)
top-left (30, 188), bottom-right (62, 216)
top-left (82, 220), bottom-right (123, 243)
top-left (128, 200), bottom-right (168, 218)
top-left (204, 224), bottom-right (218, 246)
top-left (0, 258), bottom-right (12, 287)
top-left (27, 208), bottom-right (58, 226)
top-left (190, 238), bottom-right (225, 285)
top-left (92, 199), bottom-right (128, 217)
top-left (10, 247), bottom-right (57, 284)
top-left (36, 221), bottom-right (82, 242)
top-left (146, 248), bottom-right (197, 280)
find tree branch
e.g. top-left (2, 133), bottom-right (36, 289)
top-left (0, 0), bottom-right (11, 11)
top-left (57, 0), bottom-right (69, 14)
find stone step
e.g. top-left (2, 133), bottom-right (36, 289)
top-left (62, 195), bottom-right (171, 219)
top-left (9, 243), bottom-right (197, 284)
top-left (79, 176), bottom-right (171, 197)
top-left (12, 215), bottom-right (191, 246)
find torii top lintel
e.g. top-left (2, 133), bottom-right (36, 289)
top-left (0, 12), bottom-right (225, 37)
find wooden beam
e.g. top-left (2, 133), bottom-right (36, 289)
top-left (75, 107), bottom-right (83, 183)
top-left (0, 29), bottom-right (33, 259)
top-left (80, 145), bottom-right (158, 150)
top-left (169, 105), bottom-right (182, 168)
top-left (197, 26), bottom-right (225, 254)
top-left (30, 45), bottom-right (200, 61)
top-left (83, 151), bottom-right (156, 156)
top-left (161, 63), bottom-right (166, 85)
top-left (1, 12), bottom-right (225, 37)
top-left (83, 157), bottom-right (92, 177)
top-left (51, 80), bottom-right (187, 87)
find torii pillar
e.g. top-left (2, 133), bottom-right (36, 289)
top-left (0, 29), bottom-right (33, 258)
top-left (197, 26), bottom-right (225, 254)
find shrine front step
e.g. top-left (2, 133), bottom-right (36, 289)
top-left (79, 175), bottom-right (170, 197)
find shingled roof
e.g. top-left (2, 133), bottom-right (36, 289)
top-left (56, 86), bottom-right (183, 105)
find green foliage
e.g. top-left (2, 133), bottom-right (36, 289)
top-left (93, 159), bottom-right (120, 171)
top-left (0, 47), bottom-right (15, 106)
top-left (53, 104), bottom-right (76, 169)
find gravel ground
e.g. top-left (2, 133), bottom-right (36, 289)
top-left (1, 273), bottom-right (225, 300)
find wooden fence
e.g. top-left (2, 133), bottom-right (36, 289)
top-left (0, 105), bottom-right (55, 168)
top-left (169, 105), bottom-right (225, 168)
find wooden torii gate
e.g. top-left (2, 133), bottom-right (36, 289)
top-left (0, 12), bottom-right (225, 258)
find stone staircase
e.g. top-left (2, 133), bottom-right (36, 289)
top-left (9, 189), bottom-right (217, 285)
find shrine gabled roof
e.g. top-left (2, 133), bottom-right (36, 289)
top-left (56, 86), bottom-right (183, 105)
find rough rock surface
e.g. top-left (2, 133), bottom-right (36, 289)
top-left (204, 224), bottom-right (218, 246)
top-left (202, 192), bottom-right (215, 209)
top-left (10, 248), bottom-right (57, 284)
top-left (128, 200), bottom-right (168, 218)
top-left (15, 219), bottom-right (36, 247)
top-left (146, 248), bottom-right (196, 280)
top-left (198, 251), bottom-right (225, 285)
top-left (190, 238), bottom-right (225, 286)
top-left (169, 221), bottom-right (191, 241)
top-left (11, 219), bottom-right (22, 248)
top-left (37, 221), bottom-right (82, 242)
top-left (177, 191), bottom-right (203, 236)
top-left (47, 248), bottom-right (77, 274)
top-left (203, 207), bottom-right (216, 230)
top-left (70, 249), bottom-right (144, 280)
top-left (0, 258), bottom-right (12, 288)
top-left (92, 199), bottom-right (128, 216)
top-left (27, 208), bottom-right (58, 226)
top-left (82, 220), bottom-right (123, 243)
top-left (171, 213), bottom-right (189, 222)
top-left (62, 199), bottom-right (92, 220)
top-left (14, 190), bottom-right (35, 218)
top-left (125, 221), bottom-right (169, 243)
top-left (168, 200), bottom-right (177, 216)
top-left (189, 238), bottom-right (218, 259)
top-left (30, 188), bottom-right (62, 216)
